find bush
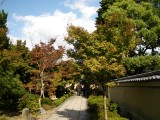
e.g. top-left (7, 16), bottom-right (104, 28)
top-left (18, 92), bottom-right (71, 113)
top-left (0, 115), bottom-right (10, 120)
top-left (42, 98), bottom-right (53, 105)
top-left (87, 95), bottom-right (128, 120)
top-left (52, 94), bottom-right (71, 107)
top-left (42, 104), bottom-right (52, 111)
top-left (87, 95), bottom-right (106, 120)
top-left (18, 92), bottom-right (39, 112)
top-left (109, 102), bottom-right (119, 112)
top-left (0, 72), bottom-right (25, 110)
top-left (108, 111), bottom-right (128, 120)
top-left (41, 97), bottom-right (53, 110)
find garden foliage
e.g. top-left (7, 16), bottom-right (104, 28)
top-left (122, 55), bottom-right (160, 75)
top-left (88, 95), bottom-right (128, 120)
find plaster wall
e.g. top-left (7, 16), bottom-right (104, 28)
top-left (109, 81), bottom-right (160, 120)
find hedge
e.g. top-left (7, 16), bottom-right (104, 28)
top-left (87, 95), bottom-right (128, 120)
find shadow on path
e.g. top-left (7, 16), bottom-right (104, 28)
top-left (46, 96), bottom-right (90, 120)
top-left (56, 108), bottom-right (89, 120)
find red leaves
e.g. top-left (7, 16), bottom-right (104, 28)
top-left (30, 38), bottom-right (65, 96)
top-left (30, 38), bottom-right (65, 71)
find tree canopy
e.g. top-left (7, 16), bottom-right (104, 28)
top-left (66, 25), bottom-right (125, 87)
top-left (0, 0), bottom-right (160, 114)
top-left (97, 0), bottom-right (160, 56)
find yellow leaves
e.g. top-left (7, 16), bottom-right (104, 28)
top-left (106, 82), bottom-right (117, 88)
top-left (83, 57), bottom-right (125, 81)
top-left (66, 25), bottom-right (89, 43)
top-left (83, 58), bottom-right (101, 72)
top-left (0, 49), bottom-right (25, 70)
top-left (52, 72), bottom-right (62, 82)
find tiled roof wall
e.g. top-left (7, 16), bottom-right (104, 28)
top-left (114, 70), bottom-right (160, 83)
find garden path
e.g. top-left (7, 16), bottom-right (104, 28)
top-left (39, 95), bottom-right (89, 120)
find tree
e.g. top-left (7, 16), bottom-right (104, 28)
top-left (54, 60), bottom-right (81, 97)
top-left (9, 40), bottom-right (32, 84)
top-left (66, 25), bottom-right (126, 120)
top-left (122, 55), bottom-right (160, 75)
top-left (95, 1), bottom-right (160, 119)
top-left (96, 0), bottom-right (116, 25)
top-left (0, 10), bottom-right (9, 51)
top-left (96, 0), bottom-right (160, 25)
top-left (66, 25), bottom-right (126, 80)
top-left (0, 10), bottom-right (30, 110)
top-left (0, 71), bottom-right (25, 109)
top-left (30, 38), bottom-right (64, 108)
top-left (96, 0), bottom-right (160, 56)
top-left (0, 47), bottom-right (28, 109)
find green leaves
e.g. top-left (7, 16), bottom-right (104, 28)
top-left (0, 71), bottom-right (25, 109)
top-left (65, 25), bottom-right (126, 85)
top-left (98, 0), bottom-right (160, 56)
top-left (0, 10), bottom-right (9, 51)
top-left (122, 55), bottom-right (160, 75)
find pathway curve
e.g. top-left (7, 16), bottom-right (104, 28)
top-left (40, 95), bottom-right (90, 120)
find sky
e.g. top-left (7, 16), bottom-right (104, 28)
top-left (0, 0), bottom-right (100, 50)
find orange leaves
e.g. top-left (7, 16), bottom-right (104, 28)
top-left (30, 38), bottom-right (65, 70)
top-left (29, 38), bottom-right (65, 96)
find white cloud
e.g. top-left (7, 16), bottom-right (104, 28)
top-left (9, 0), bottom-right (99, 50)
top-left (64, 0), bottom-right (99, 19)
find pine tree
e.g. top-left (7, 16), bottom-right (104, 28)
top-left (0, 10), bottom-right (9, 51)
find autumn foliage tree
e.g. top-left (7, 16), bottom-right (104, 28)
top-left (66, 24), bottom-right (126, 120)
top-left (30, 38), bottom-right (64, 108)
top-left (46, 60), bottom-right (80, 98)
top-left (66, 25), bottom-right (125, 83)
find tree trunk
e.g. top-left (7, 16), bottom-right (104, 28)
top-left (39, 70), bottom-right (45, 109)
top-left (104, 87), bottom-right (108, 120)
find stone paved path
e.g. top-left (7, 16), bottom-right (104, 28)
top-left (41, 95), bottom-right (89, 120)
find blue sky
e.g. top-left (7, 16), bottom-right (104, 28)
top-left (1, 0), bottom-right (100, 49)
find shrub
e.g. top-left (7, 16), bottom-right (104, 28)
top-left (41, 97), bottom-right (53, 110)
top-left (108, 111), bottom-right (128, 120)
top-left (0, 72), bottom-right (25, 110)
top-left (87, 95), bottom-right (106, 120)
top-left (18, 92), bottom-right (39, 112)
top-left (87, 95), bottom-right (128, 120)
top-left (52, 94), bottom-right (71, 107)
top-left (42, 98), bottom-right (53, 105)
top-left (0, 115), bottom-right (10, 120)
top-left (109, 102), bottom-right (119, 112)
top-left (42, 104), bottom-right (52, 111)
